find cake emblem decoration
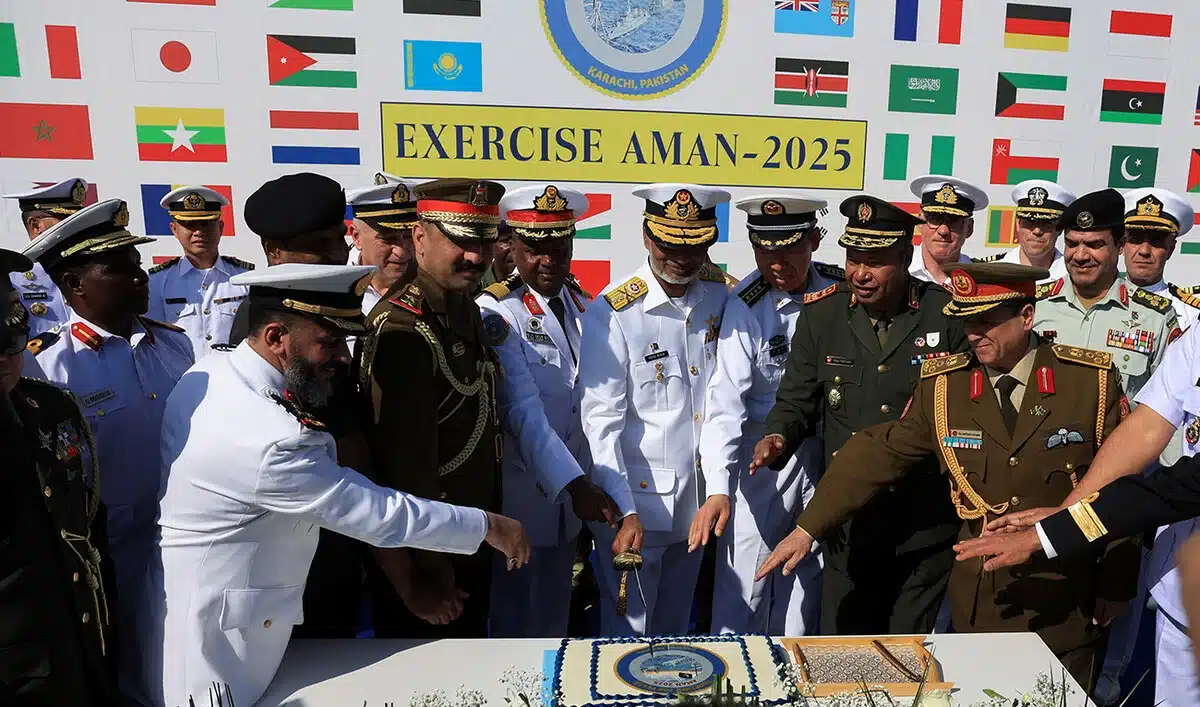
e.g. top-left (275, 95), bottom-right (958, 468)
top-left (614, 644), bottom-right (727, 694)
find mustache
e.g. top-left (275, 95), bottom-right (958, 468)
top-left (454, 261), bottom-right (487, 273)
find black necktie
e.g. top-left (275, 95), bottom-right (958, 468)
top-left (995, 375), bottom-right (1020, 434)
top-left (548, 296), bottom-right (575, 362)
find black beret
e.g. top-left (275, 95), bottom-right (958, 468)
top-left (1059, 188), bottom-right (1124, 233)
top-left (244, 173), bottom-right (347, 241)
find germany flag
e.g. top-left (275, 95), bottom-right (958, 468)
top-left (1004, 4), bottom-right (1071, 52)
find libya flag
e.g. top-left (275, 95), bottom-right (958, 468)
top-left (1100, 78), bottom-right (1165, 125)
top-left (267, 34), bottom-right (357, 88)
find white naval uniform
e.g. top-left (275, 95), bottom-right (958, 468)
top-left (478, 278), bottom-right (589, 637)
top-left (1134, 279), bottom-right (1200, 333)
top-left (999, 246), bottom-right (1067, 283)
top-left (908, 250), bottom-right (971, 287)
top-left (700, 265), bottom-right (837, 636)
top-left (10, 262), bottom-right (70, 336)
top-left (147, 255), bottom-right (252, 360)
top-left (140, 342), bottom-right (489, 707)
top-left (579, 261), bottom-right (729, 635)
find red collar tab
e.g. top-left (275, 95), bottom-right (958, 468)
top-left (568, 289), bottom-right (586, 313)
top-left (138, 316), bottom-right (156, 345)
top-left (71, 322), bottom-right (103, 352)
top-left (970, 369), bottom-right (984, 400)
top-left (1119, 283), bottom-right (1129, 306)
top-left (1037, 365), bottom-right (1055, 394)
top-left (523, 291), bottom-right (545, 316)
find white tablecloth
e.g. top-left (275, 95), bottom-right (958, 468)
top-left (259, 633), bottom-right (1088, 707)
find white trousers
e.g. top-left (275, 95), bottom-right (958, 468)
top-left (1156, 610), bottom-right (1200, 707)
top-left (591, 524), bottom-right (704, 636)
top-left (489, 538), bottom-right (577, 638)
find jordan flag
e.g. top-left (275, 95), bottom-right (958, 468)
top-left (266, 34), bottom-right (356, 88)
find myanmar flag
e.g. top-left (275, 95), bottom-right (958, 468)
top-left (267, 34), bottom-right (356, 88)
top-left (135, 106), bottom-right (227, 162)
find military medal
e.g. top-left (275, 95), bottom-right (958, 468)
top-left (942, 428), bottom-right (983, 450)
top-left (926, 331), bottom-right (941, 347)
top-left (704, 314), bottom-right (720, 344)
top-left (23, 271), bottom-right (34, 281)
top-left (1031, 405), bottom-right (1048, 417)
top-left (914, 336), bottom-right (926, 348)
top-left (55, 421), bottom-right (81, 463)
top-left (38, 429), bottom-right (52, 450)
top-left (1186, 417), bottom-right (1200, 446)
top-left (29, 302), bottom-right (48, 317)
top-left (828, 386), bottom-right (843, 410)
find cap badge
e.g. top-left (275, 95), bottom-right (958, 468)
top-left (182, 192), bottom-right (206, 211)
top-left (1136, 195), bottom-right (1163, 217)
top-left (1028, 187), bottom-right (1047, 206)
top-left (761, 200), bottom-right (785, 216)
top-left (70, 180), bottom-right (87, 205)
top-left (391, 184), bottom-right (411, 204)
top-left (114, 202), bottom-right (130, 228)
top-left (470, 182), bottom-right (489, 208)
top-left (856, 201), bottom-right (873, 224)
top-left (374, 173), bottom-right (390, 185)
top-left (1076, 211), bottom-right (1094, 229)
top-left (935, 184), bottom-right (958, 205)
top-left (950, 270), bottom-right (977, 298)
top-left (533, 185), bottom-right (568, 212)
top-left (667, 190), bottom-right (700, 221)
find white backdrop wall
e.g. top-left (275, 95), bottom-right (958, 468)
top-left (2, 0), bottom-right (1199, 294)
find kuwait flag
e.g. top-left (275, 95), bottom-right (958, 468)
top-left (141, 184), bottom-right (234, 235)
top-left (995, 72), bottom-right (1067, 120)
top-left (135, 106), bottom-right (227, 162)
top-left (774, 58), bottom-right (849, 108)
top-left (1004, 3), bottom-right (1070, 52)
top-left (1100, 79), bottom-right (1165, 125)
top-left (269, 109), bottom-right (360, 165)
top-left (990, 138), bottom-right (1059, 184)
top-left (1188, 150), bottom-right (1200, 194)
top-left (882, 133), bottom-right (955, 181)
top-left (267, 34), bottom-right (356, 88)
top-left (1108, 10), bottom-right (1171, 60)
top-left (0, 103), bottom-right (93, 159)
top-left (893, 0), bottom-right (963, 44)
top-left (986, 206), bottom-right (1017, 247)
top-left (576, 194), bottom-right (613, 240)
top-left (131, 29), bottom-right (219, 83)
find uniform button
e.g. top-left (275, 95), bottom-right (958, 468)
top-left (263, 619), bottom-right (272, 629)
top-left (1008, 457), bottom-right (1019, 467)
top-left (203, 308), bottom-right (210, 314)
top-left (880, 404), bottom-right (891, 414)
top-left (877, 364), bottom-right (888, 373)
top-left (82, 613), bottom-right (90, 624)
top-left (831, 450), bottom-right (838, 458)
top-left (655, 362), bottom-right (664, 371)
top-left (61, 529), bottom-right (67, 539)
top-left (439, 492), bottom-right (447, 500)
top-left (201, 283), bottom-right (209, 290)
top-left (1123, 354), bottom-right (1130, 361)
top-left (540, 358), bottom-right (547, 365)
top-left (43, 486), bottom-right (51, 498)
top-left (690, 366), bottom-right (698, 375)
top-left (97, 409), bottom-right (105, 417)
top-left (72, 572), bottom-right (80, 583)
top-left (1010, 496), bottom-right (1021, 507)
top-left (205, 334), bottom-right (212, 341)
top-left (833, 375), bottom-right (842, 384)
top-left (656, 373), bottom-right (664, 381)
top-left (639, 481), bottom-right (648, 489)
top-left (685, 317), bottom-right (691, 326)
top-left (1065, 462), bottom-right (1074, 471)
top-left (148, 392), bottom-right (157, 400)
top-left (694, 413), bottom-right (701, 422)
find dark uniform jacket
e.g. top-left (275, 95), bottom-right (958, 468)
top-left (1, 378), bottom-right (119, 706)
top-left (765, 278), bottom-right (968, 555)
top-left (795, 342), bottom-right (1140, 659)
top-left (358, 269), bottom-right (501, 636)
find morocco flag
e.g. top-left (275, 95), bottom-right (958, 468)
top-left (0, 103), bottom-right (93, 159)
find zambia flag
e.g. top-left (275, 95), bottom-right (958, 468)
top-left (266, 34), bottom-right (357, 88)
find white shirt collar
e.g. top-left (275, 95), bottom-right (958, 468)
top-left (1136, 279), bottom-right (1168, 294)
top-left (231, 340), bottom-right (286, 399)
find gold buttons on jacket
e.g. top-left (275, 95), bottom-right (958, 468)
top-left (656, 373), bottom-right (664, 381)
top-left (690, 366), bottom-right (698, 375)
top-left (694, 414), bottom-right (701, 421)
top-left (833, 375), bottom-right (842, 384)
top-left (72, 572), bottom-right (80, 583)
top-left (1010, 496), bottom-right (1021, 507)
top-left (878, 364), bottom-right (888, 373)
top-left (43, 486), bottom-right (52, 498)
top-left (1064, 462), bottom-right (1074, 471)
top-left (880, 404), bottom-right (891, 414)
top-left (639, 481), bottom-right (648, 489)
top-left (1008, 457), bottom-right (1019, 467)
top-left (148, 392), bottom-right (157, 400)
top-left (263, 619), bottom-right (273, 629)
top-left (96, 409), bottom-right (105, 417)
top-left (82, 613), bottom-right (90, 624)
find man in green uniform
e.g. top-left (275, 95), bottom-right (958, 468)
top-left (752, 195), bottom-right (968, 635)
top-left (757, 261), bottom-right (1138, 688)
top-left (359, 178), bottom-right (507, 637)
top-left (476, 220), bottom-right (514, 293)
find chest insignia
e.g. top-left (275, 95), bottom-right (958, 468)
top-left (22, 291), bottom-right (48, 301)
top-left (481, 314), bottom-right (509, 346)
top-left (55, 421), bottom-right (82, 464)
top-left (942, 428), bottom-right (983, 450)
top-left (704, 314), bottom-right (721, 344)
top-left (451, 341), bottom-right (466, 357)
top-left (969, 369), bottom-right (984, 400)
top-left (1187, 417), bottom-right (1200, 445)
top-left (29, 302), bottom-right (48, 317)
top-left (645, 350), bottom-right (669, 362)
top-left (827, 386), bottom-right (843, 410)
top-left (165, 297), bottom-right (188, 305)
top-left (1106, 328), bottom-right (1154, 354)
top-left (38, 429), bottom-right (53, 451)
top-left (1037, 366), bottom-right (1055, 394)
top-left (1119, 395), bottom-right (1131, 420)
top-left (1047, 428), bottom-right (1085, 449)
top-left (1031, 405), bottom-right (1048, 417)
top-left (914, 336), bottom-right (926, 348)
top-left (925, 331), bottom-right (941, 347)
top-left (911, 351), bottom-right (950, 365)
top-left (81, 388), bottom-right (115, 408)
top-left (825, 355), bottom-right (853, 367)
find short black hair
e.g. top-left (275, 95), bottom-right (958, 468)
top-left (248, 307), bottom-right (306, 337)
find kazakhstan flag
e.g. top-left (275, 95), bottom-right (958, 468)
top-left (404, 40), bottom-right (482, 92)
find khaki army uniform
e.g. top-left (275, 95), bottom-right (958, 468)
top-left (795, 341), bottom-right (1139, 684)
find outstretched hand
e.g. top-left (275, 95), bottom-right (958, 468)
top-left (748, 435), bottom-right (785, 476)
top-left (985, 507), bottom-right (1058, 533)
top-left (754, 526), bottom-right (814, 581)
top-left (688, 495), bottom-right (731, 552)
top-left (953, 528), bottom-right (1042, 571)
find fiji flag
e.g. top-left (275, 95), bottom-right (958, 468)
top-left (404, 40), bottom-right (482, 92)
top-left (775, 0), bottom-right (855, 38)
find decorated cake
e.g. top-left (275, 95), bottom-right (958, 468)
top-left (551, 635), bottom-right (793, 707)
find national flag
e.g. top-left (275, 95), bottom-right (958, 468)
top-left (404, 40), bottom-right (482, 92)
top-left (403, 0), bottom-right (481, 16)
top-left (1004, 4), bottom-right (1070, 52)
top-left (995, 72), bottom-right (1067, 120)
top-left (888, 64), bottom-right (958, 115)
top-left (1100, 79), bottom-right (1165, 125)
top-left (269, 108), bottom-right (360, 165)
top-left (576, 194), bottom-right (613, 240)
top-left (882, 133), bottom-right (955, 180)
top-left (571, 259), bottom-right (611, 298)
top-left (34, 180), bottom-right (97, 206)
top-left (135, 106), bottom-right (227, 162)
top-left (990, 138), bottom-right (1059, 184)
top-left (267, 34), bottom-right (356, 88)
top-left (45, 26), bottom-right (81, 79)
top-left (777, 1), bottom-right (820, 9)
top-left (131, 29), bottom-right (219, 83)
top-left (716, 202), bottom-right (730, 243)
top-left (1194, 87), bottom-right (1200, 126)
top-left (774, 58), bottom-right (849, 108)
top-left (893, 0), bottom-right (964, 44)
top-left (891, 201), bottom-right (924, 245)
top-left (1107, 146), bottom-right (1158, 189)
top-left (141, 184), bottom-right (235, 236)
top-left (1108, 10), bottom-right (1172, 60)
top-left (775, 0), bottom-right (855, 38)
top-left (0, 103), bottom-right (93, 159)
top-left (987, 207), bottom-right (1018, 247)
top-left (270, 0), bottom-right (353, 9)
top-left (128, 0), bottom-right (216, 4)
top-left (1187, 150), bottom-right (1200, 194)
top-left (0, 24), bottom-right (17, 77)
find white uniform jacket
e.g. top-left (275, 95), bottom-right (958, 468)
top-left (147, 255), bottom-right (253, 360)
top-left (579, 262), bottom-right (730, 546)
top-left (141, 342), bottom-right (488, 707)
top-left (1137, 279), bottom-right (1200, 333)
top-left (477, 277), bottom-right (588, 547)
top-left (10, 261), bottom-right (70, 336)
top-left (999, 246), bottom-right (1067, 283)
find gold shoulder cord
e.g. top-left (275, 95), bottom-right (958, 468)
top-left (934, 375), bottom-right (1009, 520)
top-left (413, 320), bottom-right (496, 477)
top-left (358, 310), bottom-right (400, 389)
top-left (62, 391), bottom-right (110, 655)
top-left (1094, 367), bottom-right (1109, 449)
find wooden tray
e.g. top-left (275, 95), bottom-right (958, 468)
top-left (777, 636), bottom-right (954, 698)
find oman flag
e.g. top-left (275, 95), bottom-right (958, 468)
top-left (990, 138), bottom-right (1059, 184)
top-left (135, 106), bottom-right (227, 162)
top-left (131, 29), bottom-right (219, 83)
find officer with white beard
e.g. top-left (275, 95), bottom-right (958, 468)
top-left (579, 183), bottom-right (731, 636)
top-left (691, 195), bottom-right (843, 635)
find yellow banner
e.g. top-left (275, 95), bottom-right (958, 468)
top-left (381, 103), bottom-right (867, 190)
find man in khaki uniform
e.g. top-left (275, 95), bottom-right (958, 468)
top-left (756, 262), bottom-right (1139, 688)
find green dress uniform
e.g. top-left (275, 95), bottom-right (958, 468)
top-left (764, 196), bottom-right (968, 635)
top-left (358, 179), bottom-right (505, 638)
top-left (794, 262), bottom-right (1139, 688)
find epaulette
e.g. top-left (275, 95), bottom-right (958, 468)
top-left (25, 330), bottom-right (60, 355)
top-left (270, 392), bottom-right (327, 431)
top-left (220, 255), bottom-right (256, 271)
top-left (971, 253), bottom-right (1004, 263)
top-left (211, 343), bottom-right (236, 352)
top-left (148, 256), bottom-right (180, 275)
top-left (388, 283), bottom-right (425, 316)
top-left (803, 283), bottom-right (838, 305)
top-left (920, 352), bottom-right (972, 378)
top-left (738, 275), bottom-right (771, 308)
top-left (1133, 287), bottom-right (1173, 314)
top-left (140, 316), bottom-right (186, 333)
top-left (604, 276), bottom-right (648, 311)
top-left (813, 262), bottom-right (846, 281)
top-left (722, 271), bottom-right (739, 291)
top-left (697, 263), bottom-right (728, 284)
top-left (1051, 344), bottom-right (1113, 370)
top-left (565, 274), bottom-right (593, 299)
top-left (1036, 278), bottom-right (1064, 300)
top-left (1169, 283), bottom-right (1200, 310)
top-left (481, 273), bottom-right (523, 300)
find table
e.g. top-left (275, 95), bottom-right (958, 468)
top-left (259, 634), bottom-right (1089, 707)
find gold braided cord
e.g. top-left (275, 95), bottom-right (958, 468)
top-left (512, 225), bottom-right (576, 240)
top-left (943, 301), bottom-right (1004, 318)
top-left (1095, 368), bottom-right (1108, 448)
top-left (935, 375), bottom-right (1009, 520)
top-left (412, 320), bottom-right (496, 477)
top-left (414, 321), bottom-right (492, 396)
top-left (749, 230), bottom-right (807, 249)
top-left (643, 212), bottom-right (718, 229)
top-left (358, 310), bottom-right (392, 388)
top-left (281, 299), bottom-right (363, 318)
top-left (921, 204), bottom-right (970, 216)
top-left (1015, 207), bottom-right (1063, 219)
top-left (63, 390), bottom-right (108, 655)
top-left (420, 209), bottom-right (501, 226)
top-left (644, 220), bottom-right (717, 245)
top-left (437, 377), bottom-right (490, 477)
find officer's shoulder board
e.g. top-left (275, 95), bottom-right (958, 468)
top-left (388, 282), bottom-right (426, 317)
top-left (1169, 283), bottom-right (1200, 310)
top-left (565, 274), bottom-right (593, 300)
top-left (1132, 287), bottom-right (1174, 314)
top-left (25, 329), bottom-right (61, 355)
top-left (697, 263), bottom-right (728, 284)
top-left (803, 283), bottom-right (839, 305)
top-left (220, 255), bottom-right (256, 271)
top-left (813, 262), bottom-right (846, 281)
top-left (920, 352), bottom-right (972, 378)
top-left (481, 273), bottom-right (523, 300)
top-left (140, 316), bottom-right (186, 333)
top-left (1036, 278), bottom-right (1065, 301)
top-left (604, 276), bottom-right (648, 311)
top-left (971, 253), bottom-right (1004, 263)
top-left (738, 275), bottom-right (771, 308)
top-left (1051, 344), bottom-right (1113, 370)
top-left (148, 256), bottom-right (180, 275)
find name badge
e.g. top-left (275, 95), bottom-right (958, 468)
top-left (81, 388), bottom-right (116, 408)
top-left (942, 428), bottom-right (983, 450)
top-left (825, 355), bottom-right (854, 367)
top-left (644, 350), bottom-right (669, 362)
top-left (213, 295), bottom-right (247, 305)
top-left (769, 345), bottom-right (789, 358)
top-left (526, 331), bottom-right (554, 345)
top-left (165, 297), bottom-right (188, 305)
top-left (22, 292), bottom-right (49, 301)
